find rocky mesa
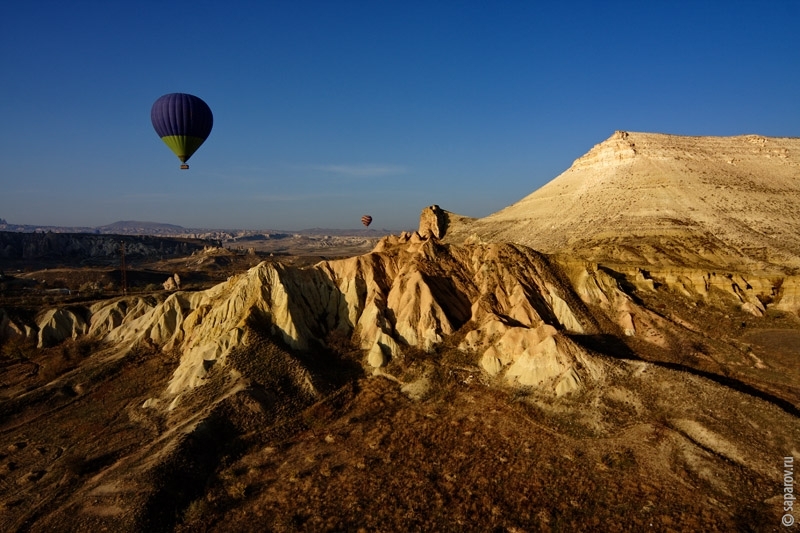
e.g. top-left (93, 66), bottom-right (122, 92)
top-left (440, 131), bottom-right (800, 269)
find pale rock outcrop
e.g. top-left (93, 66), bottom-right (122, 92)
top-left (464, 244), bottom-right (587, 333)
top-left (33, 229), bottom-right (800, 408)
top-left (372, 235), bottom-right (398, 252)
top-left (773, 276), bottom-right (800, 313)
top-left (187, 239), bottom-right (591, 400)
top-left (544, 283), bottom-right (584, 333)
top-left (0, 309), bottom-right (29, 339)
top-left (480, 346), bottom-right (503, 376)
top-left (569, 130), bottom-right (638, 169)
top-left (163, 274), bottom-right (181, 291)
top-left (467, 319), bottom-right (604, 396)
top-left (418, 205), bottom-right (448, 239)
top-left (387, 269), bottom-right (453, 351)
top-left (461, 318), bottom-right (513, 353)
top-left (168, 327), bottom-right (246, 394)
top-left (505, 335), bottom-right (575, 390)
top-left (88, 297), bottom-right (156, 338)
top-left (565, 263), bottom-right (702, 347)
top-left (618, 306), bottom-right (636, 337)
top-left (560, 262), bottom-right (647, 338)
top-left (37, 308), bottom-right (88, 348)
top-left (320, 252), bottom-right (402, 357)
top-left (625, 268), bottom-right (774, 316)
top-left (367, 343), bottom-right (387, 367)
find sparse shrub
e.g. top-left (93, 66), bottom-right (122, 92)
top-left (182, 498), bottom-right (208, 523)
top-left (0, 334), bottom-right (37, 361)
top-left (755, 293), bottom-right (773, 307)
top-left (323, 329), bottom-right (361, 359)
top-left (127, 339), bottom-right (160, 363)
top-left (402, 343), bottom-right (434, 365)
top-left (601, 449), bottom-right (637, 470)
top-left (78, 281), bottom-right (104, 298)
top-left (62, 453), bottom-right (88, 477)
top-left (440, 345), bottom-right (478, 368)
top-left (508, 386), bottom-right (532, 403)
top-left (58, 336), bottom-right (100, 362)
top-left (690, 340), bottom-right (708, 355)
top-left (225, 481), bottom-right (248, 500)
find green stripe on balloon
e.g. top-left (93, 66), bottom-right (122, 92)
top-left (159, 135), bottom-right (207, 163)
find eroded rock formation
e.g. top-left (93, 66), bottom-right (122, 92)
top-left (7, 231), bottom-right (798, 411)
top-left (418, 205), bottom-right (448, 238)
top-left (87, 237), bottom-right (612, 405)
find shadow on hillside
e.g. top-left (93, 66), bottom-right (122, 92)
top-left (569, 333), bottom-right (800, 418)
top-left (423, 274), bottom-right (472, 329)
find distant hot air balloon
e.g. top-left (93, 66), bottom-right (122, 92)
top-left (151, 93), bottom-right (213, 169)
top-left (361, 215), bottom-right (373, 227)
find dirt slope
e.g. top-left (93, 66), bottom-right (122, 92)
top-left (1, 235), bottom-right (798, 531)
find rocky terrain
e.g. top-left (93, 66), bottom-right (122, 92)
top-left (1, 132), bottom-right (798, 531)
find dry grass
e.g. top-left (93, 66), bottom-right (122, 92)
top-left (180, 372), bottom-right (779, 533)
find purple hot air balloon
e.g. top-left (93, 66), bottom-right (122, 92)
top-left (151, 93), bottom-right (213, 169)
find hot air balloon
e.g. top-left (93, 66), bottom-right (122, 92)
top-left (361, 215), bottom-right (373, 227)
top-left (151, 93), bottom-right (213, 169)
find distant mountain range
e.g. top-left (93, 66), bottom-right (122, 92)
top-left (0, 219), bottom-right (193, 235)
top-left (98, 220), bottom-right (189, 234)
top-left (0, 220), bottom-right (394, 238)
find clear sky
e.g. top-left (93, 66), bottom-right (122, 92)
top-left (1, 1), bottom-right (798, 230)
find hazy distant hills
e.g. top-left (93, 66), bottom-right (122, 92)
top-left (0, 219), bottom-right (194, 235)
top-left (0, 231), bottom-right (209, 262)
top-left (98, 220), bottom-right (189, 235)
top-left (0, 219), bottom-right (396, 263)
top-left (0, 219), bottom-right (393, 238)
top-left (442, 131), bottom-right (800, 269)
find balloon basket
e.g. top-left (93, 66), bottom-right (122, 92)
top-left (180, 164), bottom-right (189, 170)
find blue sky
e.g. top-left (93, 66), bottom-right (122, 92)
top-left (1, 1), bottom-right (798, 230)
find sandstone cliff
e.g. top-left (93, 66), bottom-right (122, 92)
top-left (0, 231), bottom-right (208, 261)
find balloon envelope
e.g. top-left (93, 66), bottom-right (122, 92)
top-left (151, 93), bottom-right (213, 167)
top-left (361, 215), bottom-right (373, 227)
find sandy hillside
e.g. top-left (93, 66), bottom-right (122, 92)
top-left (443, 131), bottom-right (800, 268)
